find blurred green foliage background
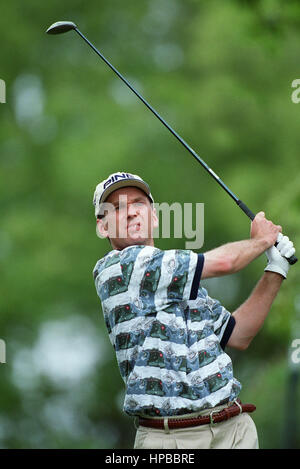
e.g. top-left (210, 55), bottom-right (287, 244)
top-left (0, 0), bottom-right (300, 449)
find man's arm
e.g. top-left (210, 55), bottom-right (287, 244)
top-left (227, 271), bottom-right (283, 350)
top-left (202, 211), bottom-right (281, 279)
top-left (226, 236), bottom-right (295, 350)
top-left (202, 238), bottom-right (268, 278)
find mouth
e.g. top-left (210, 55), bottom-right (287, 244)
top-left (128, 222), bottom-right (141, 230)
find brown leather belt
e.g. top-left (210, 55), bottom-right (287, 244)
top-left (138, 400), bottom-right (256, 430)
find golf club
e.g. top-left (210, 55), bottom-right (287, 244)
top-left (46, 20), bottom-right (297, 265)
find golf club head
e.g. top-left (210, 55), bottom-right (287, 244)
top-left (46, 21), bottom-right (77, 35)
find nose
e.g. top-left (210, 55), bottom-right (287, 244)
top-left (127, 202), bottom-right (139, 217)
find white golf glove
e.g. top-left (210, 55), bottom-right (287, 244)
top-left (264, 233), bottom-right (296, 279)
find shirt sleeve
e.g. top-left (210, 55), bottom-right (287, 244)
top-left (189, 254), bottom-right (204, 300)
top-left (94, 247), bottom-right (205, 316)
top-left (143, 248), bottom-right (204, 303)
top-left (116, 246), bottom-right (204, 304)
top-left (208, 297), bottom-right (236, 350)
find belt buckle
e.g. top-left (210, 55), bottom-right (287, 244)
top-left (209, 409), bottom-right (220, 426)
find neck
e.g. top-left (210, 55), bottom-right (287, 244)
top-left (111, 238), bottom-right (155, 250)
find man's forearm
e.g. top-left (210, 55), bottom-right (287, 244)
top-left (202, 238), bottom-right (268, 278)
top-left (202, 211), bottom-right (283, 279)
top-left (228, 272), bottom-right (283, 350)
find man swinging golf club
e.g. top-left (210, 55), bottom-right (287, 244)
top-left (92, 171), bottom-right (296, 449)
top-left (46, 20), bottom-right (297, 266)
top-left (45, 21), bottom-right (297, 448)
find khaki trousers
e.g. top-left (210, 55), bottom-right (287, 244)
top-left (134, 404), bottom-right (259, 449)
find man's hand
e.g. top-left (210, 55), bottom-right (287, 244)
top-left (202, 212), bottom-right (293, 279)
top-left (202, 212), bottom-right (282, 279)
top-left (250, 211), bottom-right (282, 249)
top-left (265, 233), bottom-right (296, 279)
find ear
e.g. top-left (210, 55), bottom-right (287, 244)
top-left (96, 217), bottom-right (109, 238)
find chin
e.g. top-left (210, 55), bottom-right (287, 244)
top-left (127, 237), bottom-right (146, 245)
top-left (119, 237), bottom-right (150, 249)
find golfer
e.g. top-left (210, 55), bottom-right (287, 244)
top-left (92, 171), bottom-right (295, 449)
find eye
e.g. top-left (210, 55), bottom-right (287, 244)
top-left (118, 202), bottom-right (128, 211)
top-left (113, 204), bottom-right (121, 212)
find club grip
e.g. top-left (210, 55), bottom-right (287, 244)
top-left (236, 199), bottom-right (256, 221)
top-left (237, 199), bottom-right (298, 265)
top-left (285, 255), bottom-right (298, 266)
top-left (274, 242), bottom-right (298, 265)
top-left (287, 254), bottom-right (298, 265)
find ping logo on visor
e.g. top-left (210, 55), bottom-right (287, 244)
top-left (103, 173), bottom-right (133, 190)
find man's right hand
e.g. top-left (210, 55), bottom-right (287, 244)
top-left (250, 211), bottom-right (282, 249)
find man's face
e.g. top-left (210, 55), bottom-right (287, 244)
top-left (97, 186), bottom-right (158, 250)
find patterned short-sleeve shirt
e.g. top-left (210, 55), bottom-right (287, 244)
top-left (93, 245), bottom-right (242, 417)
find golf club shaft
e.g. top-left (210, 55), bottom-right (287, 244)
top-left (74, 27), bottom-right (297, 265)
top-left (74, 29), bottom-right (238, 201)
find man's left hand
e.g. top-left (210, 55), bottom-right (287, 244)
top-left (264, 233), bottom-right (296, 279)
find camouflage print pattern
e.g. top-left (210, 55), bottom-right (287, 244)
top-left (94, 245), bottom-right (242, 417)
